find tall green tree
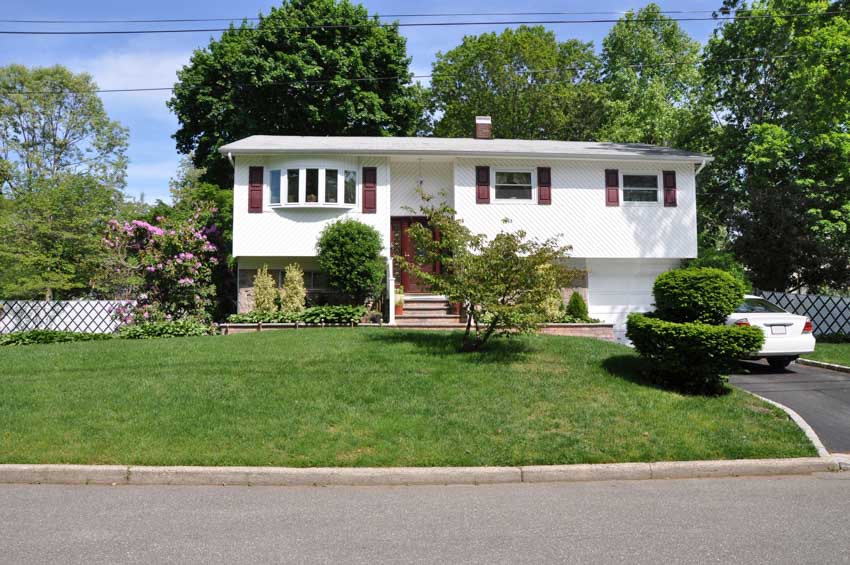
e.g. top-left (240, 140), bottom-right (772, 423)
top-left (169, 0), bottom-right (424, 188)
top-left (0, 65), bottom-right (128, 299)
top-left (599, 3), bottom-right (705, 147)
top-left (701, 0), bottom-right (850, 291)
top-left (0, 65), bottom-right (128, 196)
top-left (429, 26), bottom-right (604, 140)
top-left (0, 174), bottom-right (122, 299)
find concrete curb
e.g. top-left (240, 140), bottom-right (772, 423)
top-left (738, 387), bottom-right (831, 457)
top-left (0, 458), bottom-right (841, 487)
top-left (797, 358), bottom-right (850, 374)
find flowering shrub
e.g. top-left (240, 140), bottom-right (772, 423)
top-left (104, 207), bottom-right (220, 322)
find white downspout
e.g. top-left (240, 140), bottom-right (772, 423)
top-left (387, 257), bottom-right (396, 325)
top-left (695, 159), bottom-right (708, 175)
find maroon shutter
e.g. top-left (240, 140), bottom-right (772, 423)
top-left (362, 167), bottom-right (377, 213)
top-left (248, 166), bottom-right (263, 213)
top-left (537, 167), bottom-right (551, 205)
top-left (663, 170), bottom-right (677, 207)
top-left (475, 166), bottom-right (490, 204)
top-left (605, 169), bottom-right (619, 207)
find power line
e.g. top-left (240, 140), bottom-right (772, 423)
top-left (0, 54), bottom-right (803, 96)
top-left (0, 10), bottom-right (774, 24)
top-left (0, 10), bottom-right (847, 35)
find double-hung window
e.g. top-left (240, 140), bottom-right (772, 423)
top-left (344, 170), bottom-right (357, 204)
top-left (269, 170), bottom-right (281, 205)
top-left (287, 169), bottom-right (300, 203)
top-left (325, 169), bottom-right (339, 203)
top-left (494, 170), bottom-right (533, 201)
top-left (622, 174), bottom-right (659, 203)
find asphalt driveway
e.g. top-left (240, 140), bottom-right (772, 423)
top-left (730, 360), bottom-right (850, 453)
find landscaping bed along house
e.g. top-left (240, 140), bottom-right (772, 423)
top-left (0, 329), bottom-right (815, 467)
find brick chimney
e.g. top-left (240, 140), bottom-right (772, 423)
top-left (474, 116), bottom-right (493, 140)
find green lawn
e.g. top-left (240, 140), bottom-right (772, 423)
top-left (803, 342), bottom-right (850, 367)
top-left (0, 329), bottom-right (815, 466)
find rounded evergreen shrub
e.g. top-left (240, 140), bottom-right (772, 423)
top-left (626, 313), bottom-right (764, 394)
top-left (317, 219), bottom-right (385, 303)
top-left (653, 267), bottom-right (746, 325)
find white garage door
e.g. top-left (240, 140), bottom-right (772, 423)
top-left (587, 259), bottom-right (681, 342)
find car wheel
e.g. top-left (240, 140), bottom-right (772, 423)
top-left (767, 357), bottom-right (794, 370)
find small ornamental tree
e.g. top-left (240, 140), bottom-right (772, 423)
top-left (401, 193), bottom-right (581, 351)
top-left (280, 263), bottom-right (307, 312)
top-left (316, 219), bottom-right (385, 304)
top-left (252, 265), bottom-right (278, 314)
top-left (103, 206), bottom-right (219, 322)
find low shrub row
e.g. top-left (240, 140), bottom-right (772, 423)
top-left (227, 305), bottom-right (369, 325)
top-left (118, 320), bottom-right (215, 340)
top-left (1, 320), bottom-right (215, 346)
top-left (818, 333), bottom-right (850, 343)
top-left (626, 313), bottom-right (764, 394)
top-left (0, 330), bottom-right (114, 347)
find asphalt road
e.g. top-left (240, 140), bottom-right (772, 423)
top-left (730, 360), bottom-right (850, 453)
top-left (2, 475), bottom-right (849, 564)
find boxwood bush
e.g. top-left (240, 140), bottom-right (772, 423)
top-left (119, 319), bottom-right (215, 339)
top-left (653, 267), bottom-right (746, 325)
top-left (626, 313), bottom-right (764, 394)
top-left (0, 330), bottom-right (114, 346)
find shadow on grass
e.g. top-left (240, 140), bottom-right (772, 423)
top-left (601, 354), bottom-right (732, 396)
top-left (364, 330), bottom-right (533, 364)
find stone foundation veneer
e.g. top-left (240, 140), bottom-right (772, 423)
top-left (537, 323), bottom-right (615, 341)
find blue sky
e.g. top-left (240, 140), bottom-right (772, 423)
top-left (1, 0), bottom-right (722, 203)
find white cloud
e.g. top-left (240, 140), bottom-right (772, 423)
top-left (68, 49), bottom-right (191, 118)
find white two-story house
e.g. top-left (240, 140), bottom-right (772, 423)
top-left (220, 117), bottom-right (711, 339)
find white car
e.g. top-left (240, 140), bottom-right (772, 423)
top-left (727, 295), bottom-right (816, 370)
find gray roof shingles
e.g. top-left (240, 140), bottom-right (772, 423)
top-left (219, 135), bottom-right (712, 162)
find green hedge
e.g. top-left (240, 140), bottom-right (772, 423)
top-left (0, 330), bottom-right (114, 346)
top-left (819, 333), bottom-right (850, 343)
top-left (626, 313), bottom-right (764, 394)
top-left (119, 320), bottom-right (215, 340)
top-left (653, 267), bottom-right (746, 325)
top-left (227, 305), bottom-right (368, 325)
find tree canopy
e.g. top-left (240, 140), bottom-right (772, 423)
top-left (168, 0), bottom-right (424, 188)
top-left (700, 0), bottom-right (850, 291)
top-left (599, 4), bottom-right (705, 146)
top-left (0, 65), bottom-right (128, 197)
top-left (429, 26), bottom-right (605, 140)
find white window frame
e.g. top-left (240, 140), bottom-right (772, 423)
top-left (621, 171), bottom-right (662, 207)
top-left (270, 166), bottom-right (357, 209)
top-left (492, 168), bottom-right (536, 204)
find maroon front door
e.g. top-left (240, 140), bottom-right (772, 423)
top-left (391, 217), bottom-right (438, 293)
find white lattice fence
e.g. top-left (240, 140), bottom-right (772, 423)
top-left (757, 291), bottom-right (850, 336)
top-left (0, 300), bottom-right (135, 334)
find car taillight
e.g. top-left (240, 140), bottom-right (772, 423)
top-left (803, 319), bottom-right (813, 333)
top-left (735, 318), bottom-right (750, 327)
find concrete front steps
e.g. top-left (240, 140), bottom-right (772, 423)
top-left (395, 294), bottom-right (465, 328)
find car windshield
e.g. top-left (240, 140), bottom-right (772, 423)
top-left (734, 298), bottom-right (787, 314)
